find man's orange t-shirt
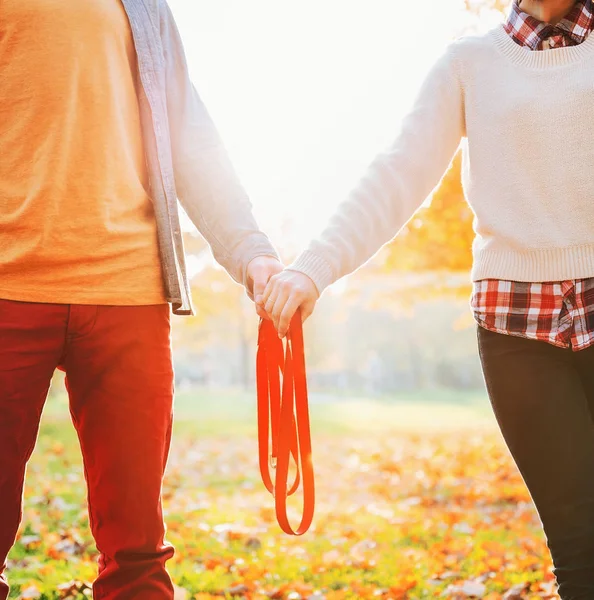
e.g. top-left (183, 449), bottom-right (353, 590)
top-left (0, 0), bottom-right (167, 305)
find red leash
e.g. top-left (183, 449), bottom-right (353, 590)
top-left (256, 309), bottom-right (315, 535)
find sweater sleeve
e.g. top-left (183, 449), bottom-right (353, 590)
top-left (287, 42), bottom-right (465, 294)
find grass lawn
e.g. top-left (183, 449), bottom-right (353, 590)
top-left (7, 389), bottom-right (556, 599)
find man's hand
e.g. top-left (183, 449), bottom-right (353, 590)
top-left (258, 270), bottom-right (319, 338)
top-left (246, 256), bottom-right (284, 320)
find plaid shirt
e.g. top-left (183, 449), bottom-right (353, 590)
top-left (471, 0), bottom-right (594, 351)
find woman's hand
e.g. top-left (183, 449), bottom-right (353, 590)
top-left (256, 270), bottom-right (319, 337)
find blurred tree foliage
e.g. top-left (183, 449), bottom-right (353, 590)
top-left (383, 152), bottom-right (474, 274)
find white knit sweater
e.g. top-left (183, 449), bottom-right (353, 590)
top-left (288, 24), bottom-right (594, 294)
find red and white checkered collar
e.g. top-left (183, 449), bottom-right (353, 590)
top-left (504, 0), bottom-right (594, 49)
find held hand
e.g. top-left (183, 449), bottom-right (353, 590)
top-left (257, 270), bottom-right (319, 338)
top-left (247, 256), bottom-right (284, 320)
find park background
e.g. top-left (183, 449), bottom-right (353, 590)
top-left (12, 1), bottom-right (558, 599)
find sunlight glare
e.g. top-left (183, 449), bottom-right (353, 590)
top-left (168, 0), bottom-right (479, 251)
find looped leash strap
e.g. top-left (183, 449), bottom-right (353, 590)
top-left (256, 309), bottom-right (315, 535)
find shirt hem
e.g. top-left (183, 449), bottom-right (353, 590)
top-left (0, 287), bottom-right (169, 306)
top-left (474, 317), bottom-right (594, 352)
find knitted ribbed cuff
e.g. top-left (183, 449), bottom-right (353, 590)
top-left (286, 251), bottom-right (335, 296)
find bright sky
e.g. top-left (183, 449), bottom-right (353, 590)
top-left (168, 0), bottom-right (504, 252)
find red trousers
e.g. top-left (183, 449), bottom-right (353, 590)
top-left (0, 300), bottom-right (175, 599)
